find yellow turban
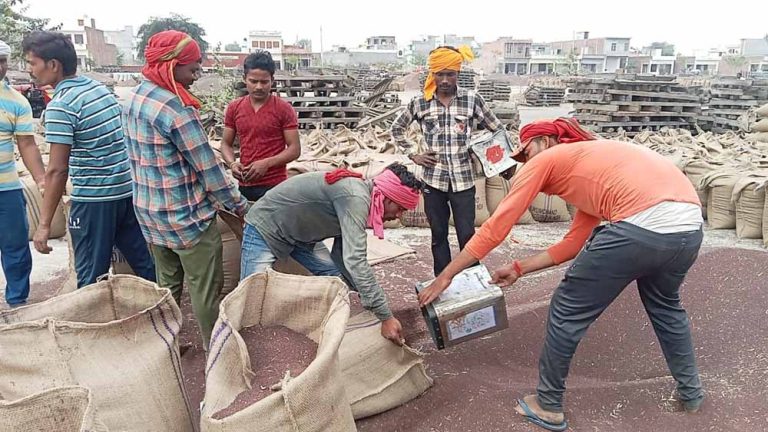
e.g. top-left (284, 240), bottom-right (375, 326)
top-left (423, 45), bottom-right (474, 100)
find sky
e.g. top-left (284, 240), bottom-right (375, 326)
top-left (21, 0), bottom-right (768, 56)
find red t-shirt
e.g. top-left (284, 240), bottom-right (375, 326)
top-left (224, 95), bottom-right (299, 186)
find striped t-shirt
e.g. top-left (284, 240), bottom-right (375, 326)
top-left (0, 83), bottom-right (34, 191)
top-left (45, 76), bottom-right (132, 202)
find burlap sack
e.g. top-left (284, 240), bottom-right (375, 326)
top-left (200, 270), bottom-right (355, 432)
top-left (763, 192), bottom-right (768, 247)
top-left (485, 175), bottom-right (535, 224)
top-left (21, 175), bottom-right (66, 240)
top-left (340, 311), bottom-right (433, 419)
top-left (473, 177), bottom-right (490, 226)
top-left (753, 118), bottom-right (768, 133)
top-left (216, 215), bottom-right (242, 299)
top-left (57, 198), bottom-right (78, 295)
top-left (732, 174), bottom-right (768, 239)
top-left (683, 158), bottom-right (715, 219)
top-left (0, 386), bottom-right (109, 432)
top-left (747, 132), bottom-right (768, 143)
top-left (400, 194), bottom-right (430, 228)
top-left (757, 103), bottom-right (768, 117)
top-left (529, 193), bottom-right (571, 223)
top-left (0, 275), bottom-right (194, 432)
top-left (699, 170), bottom-right (740, 229)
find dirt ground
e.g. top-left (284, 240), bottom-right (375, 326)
top-left (3, 223), bottom-right (767, 431)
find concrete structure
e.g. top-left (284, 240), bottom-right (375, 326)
top-left (248, 31), bottom-right (283, 69)
top-left (61, 16), bottom-right (118, 69)
top-left (201, 52), bottom-right (249, 71)
top-left (410, 35), bottom-right (441, 65)
top-left (740, 38), bottom-right (768, 57)
top-left (321, 46), bottom-right (403, 67)
top-left (501, 39), bottom-right (532, 75)
top-left (282, 45), bottom-right (313, 71)
top-left (628, 48), bottom-right (675, 75)
top-left (366, 36), bottom-right (397, 51)
top-left (104, 26), bottom-right (137, 65)
top-left (547, 35), bottom-right (630, 73)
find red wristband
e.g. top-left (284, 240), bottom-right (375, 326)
top-left (513, 260), bottom-right (524, 277)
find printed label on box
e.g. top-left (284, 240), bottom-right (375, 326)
top-left (446, 305), bottom-right (497, 340)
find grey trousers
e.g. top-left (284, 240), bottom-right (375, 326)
top-left (537, 222), bottom-right (704, 412)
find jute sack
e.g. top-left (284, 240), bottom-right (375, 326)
top-left (763, 191), bottom-right (768, 246)
top-left (58, 198), bottom-right (78, 294)
top-left (0, 386), bottom-right (109, 432)
top-left (21, 175), bottom-right (66, 240)
top-left (0, 275), bottom-right (194, 432)
top-left (683, 158), bottom-right (716, 219)
top-left (200, 270), bottom-right (355, 432)
top-left (752, 118), bottom-right (768, 133)
top-left (216, 215), bottom-right (242, 299)
top-left (339, 311), bottom-right (433, 419)
top-left (757, 102), bottom-right (768, 117)
top-left (485, 175), bottom-right (535, 224)
top-left (747, 132), bottom-right (768, 143)
top-left (400, 194), bottom-right (430, 228)
top-left (449, 177), bottom-right (490, 227)
top-left (529, 193), bottom-right (571, 223)
top-left (699, 170), bottom-right (740, 229)
top-left (731, 174), bottom-right (768, 239)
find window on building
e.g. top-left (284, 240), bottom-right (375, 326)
top-left (78, 19), bottom-right (84, 26)
top-left (651, 64), bottom-right (658, 72)
top-left (642, 64), bottom-right (649, 73)
top-left (260, 41), bottom-right (266, 48)
top-left (762, 64), bottom-right (768, 72)
top-left (525, 47), bottom-right (530, 57)
top-left (267, 41), bottom-right (273, 49)
top-left (624, 42), bottom-right (629, 51)
top-left (274, 41), bottom-right (280, 48)
top-left (74, 34), bottom-right (84, 45)
top-left (517, 46), bottom-right (523, 54)
top-left (505, 43), bottom-right (513, 56)
top-left (252, 41), bottom-right (258, 48)
top-left (556, 49), bottom-right (562, 55)
top-left (611, 43), bottom-right (617, 52)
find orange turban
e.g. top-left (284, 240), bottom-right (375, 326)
top-left (423, 45), bottom-right (474, 100)
top-left (142, 30), bottom-right (202, 109)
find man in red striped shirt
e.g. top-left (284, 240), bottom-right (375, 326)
top-left (418, 118), bottom-right (705, 431)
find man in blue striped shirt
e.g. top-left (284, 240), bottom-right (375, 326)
top-left (23, 32), bottom-right (154, 287)
top-left (0, 39), bottom-right (46, 307)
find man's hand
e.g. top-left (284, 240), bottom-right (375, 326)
top-left (410, 151), bottom-right (438, 168)
top-left (230, 162), bottom-right (245, 181)
top-left (243, 160), bottom-right (270, 182)
top-left (490, 263), bottom-right (520, 287)
top-left (33, 225), bottom-right (52, 254)
top-left (35, 178), bottom-right (46, 193)
top-left (418, 275), bottom-right (452, 307)
top-left (381, 317), bottom-right (404, 346)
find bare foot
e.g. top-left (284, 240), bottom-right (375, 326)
top-left (514, 394), bottom-right (565, 425)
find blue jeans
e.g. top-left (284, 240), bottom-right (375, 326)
top-left (240, 223), bottom-right (341, 280)
top-left (0, 189), bottom-right (32, 305)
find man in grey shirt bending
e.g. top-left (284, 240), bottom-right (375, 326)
top-left (241, 163), bottom-right (422, 345)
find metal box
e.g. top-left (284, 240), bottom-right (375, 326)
top-left (415, 265), bottom-right (508, 350)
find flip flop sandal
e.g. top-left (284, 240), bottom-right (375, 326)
top-left (517, 398), bottom-right (568, 431)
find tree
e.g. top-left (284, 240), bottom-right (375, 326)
top-left (116, 52), bottom-right (125, 66)
top-left (723, 55), bottom-right (748, 75)
top-left (224, 41), bottom-right (241, 52)
top-left (136, 14), bottom-right (208, 60)
top-left (0, 0), bottom-right (60, 62)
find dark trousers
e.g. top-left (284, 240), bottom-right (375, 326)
top-left (537, 222), bottom-right (704, 412)
top-left (0, 189), bottom-right (32, 305)
top-left (239, 185), bottom-right (274, 202)
top-left (423, 183), bottom-right (476, 276)
top-left (69, 197), bottom-right (155, 288)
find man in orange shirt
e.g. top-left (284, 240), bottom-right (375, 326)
top-left (418, 118), bottom-right (705, 431)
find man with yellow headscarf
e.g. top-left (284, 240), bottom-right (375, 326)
top-left (391, 45), bottom-right (503, 276)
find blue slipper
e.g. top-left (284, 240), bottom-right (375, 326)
top-left (517, 398), bottom-right (568, 431)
